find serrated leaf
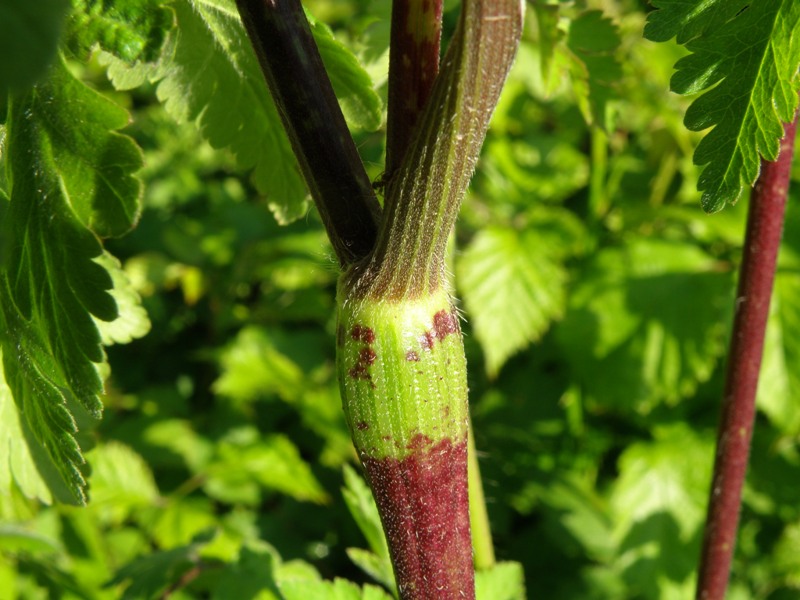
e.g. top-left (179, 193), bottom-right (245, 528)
top-left (105, 530), bottom-right (214, 600)
top-left (557, 238), bottom-right (731, 414)
top-left (566, 10), bottom-right (622, 128)
top-left (146, 0), bottom-right (381, 224)
top-left (66, 0), bottom-right (173, 63)
top-left (645, 0), bottom-right (800, 211)
top-left (609, 424), bottom-right (713, 597)
top-left (0, 57), bottom-right (143, 503)
top-left (0, 372), bottom-right (52, 504)
top-left (85, 442), bottom-right (159, 525)
top-left (475, 561), bottom-right (526, 600)
top-left (280, 577), bottom-right (393, 600)
top-left (0, 0), bottom-right (70, 95)
top-left (458, 227), bottom-right (567, 377)
top-left (93, 253), bottom-right (151, 345)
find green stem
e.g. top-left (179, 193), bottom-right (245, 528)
top-left (589, 125), bottom-right (608, 220)
top-left (346, 0), bottom-right (524, 302)
top-left (468, 423), bottom-right (495, 570)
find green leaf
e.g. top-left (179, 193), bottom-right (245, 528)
top-left (645, 0), bottom-right (800, 212)
top-left (609, 424), bottom-right (713, 597)
top-left (341, 465), bottom-right (394, 590)
top-left (11, 58), bottom-right (143, 238)
top-left (142, 0), bottom-right (381, 224)
top-left (458, 227), bottom-right (568, 377)
top-left (557, 238), bottom-right (731, 414)
top-left (0, 0), bottom-right (70, 95)
top-left (93, 253), bottom-right (151, 346)
top-left (757, 206), bottom-right (800, 434)
top-left (205, 427), bottom-right (328, 504)
top-left (0, 57), bottom-right (143, 503)
top-left (531, 2), bottom-right (563, 90)
top-left (280, 577), bottom-right (393, 600)
top-left (212, 543), bottom-right (282, 600)
top-left (105, 530), bottom-right (214, 600)
top-left (213, 326), bottom-right (305, 405)
top-left (475, 561), bottom-right (526, 600)
top-left (84, 442), bottom-right (159, 525)
top-left (0, 369), bottom-right (53, 504)
top-left (309, 17), bottom-right (383, 132)
top-left (566, 10), bottom-right (622, 128)
top-left (0, 525), bottom-right (60, 555)
top-left (66, 0), bottom-right (173, 63)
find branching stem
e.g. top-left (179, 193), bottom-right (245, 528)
top-left (695, 107), bottom-right (798, 600)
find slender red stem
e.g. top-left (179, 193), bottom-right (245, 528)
top-left (385, 0), bottom-right (443, 179)
top-left (695, 109), bottom-right (799, 600)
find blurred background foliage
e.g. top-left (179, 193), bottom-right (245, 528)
top-left (2, 0), bottom-right (800, 598)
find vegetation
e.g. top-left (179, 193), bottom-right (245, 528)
top-left (1, 0), bottom-right (799, 598)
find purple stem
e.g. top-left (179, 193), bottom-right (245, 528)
top-left (695, 109), bottom-right (799, 600)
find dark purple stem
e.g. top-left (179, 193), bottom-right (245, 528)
top-left (696, 110), bottom-right (799, 600)
top-left (385, 0), bottom-right (443, 179)
top-left (234, 0), bottom-right (381, 265)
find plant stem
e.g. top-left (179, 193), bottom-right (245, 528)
top-left (695, 108), bottom-right (798, 600)
top-left (468, 424), bottom-right (495, 570)
top-left (234, 0), bottom-right (381, 265)
top-left (589, 125), bottom-right (608, 220)
top-left (385, 0), bottom-right (443, 179)
top-left (347, 0), bottom-right (524, 302)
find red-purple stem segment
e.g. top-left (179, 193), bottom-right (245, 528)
top-left (385, 0), bottom-right (443, 178)
top-left (695, 110), bottom-right (799, 600)
top-left (235, 0), bottom-right (381, 265)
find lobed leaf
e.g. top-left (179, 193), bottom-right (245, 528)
top-left (645, 0), bottom-right (800, 211)
top-left (1, 57), bottom-right (143, 503)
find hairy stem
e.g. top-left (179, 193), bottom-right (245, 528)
top-left (385, 0), bottom-right (443, 178)
top-left (345, 0), bottom-right (524, 302)
top-left (235, 0), bottom-right (381, 265)
top-left (695, 108), bottom-right (798, 600)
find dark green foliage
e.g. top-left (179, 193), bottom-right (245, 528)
top-left (1, 1), bottom-right (799, 598)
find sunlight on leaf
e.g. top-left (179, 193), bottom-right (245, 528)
top-left (645, 0), bottom-right (800, 211)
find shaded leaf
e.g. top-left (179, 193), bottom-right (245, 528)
top-left (557, 238), bottom-right (731, 414)
top-left (105, 530), bottom-right (214, 600)
top-left (458, 227), bottom-right (567, 377)
top-left (0, 0), bottom-right (70, 95)
top-left (566, 10), bottom-right (622, 128)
